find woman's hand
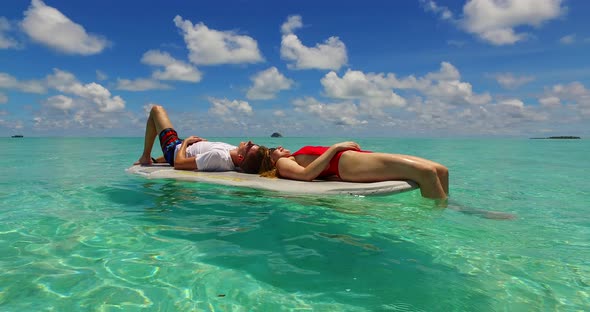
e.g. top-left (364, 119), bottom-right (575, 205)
top-left (332, 141), bottom-right (360, 152)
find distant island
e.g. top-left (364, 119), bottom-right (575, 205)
top-left (11, 135), bottom-right (24, 138)
top-left (271, 132), bottom-right (283, 138)
top-left (530, 136), bottom-right (581, 139)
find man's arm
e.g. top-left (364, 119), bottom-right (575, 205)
top-left (174, 136), bottom-right (203, 170)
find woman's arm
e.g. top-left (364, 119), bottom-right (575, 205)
top-left (276, 142), bottom-right (360, 181)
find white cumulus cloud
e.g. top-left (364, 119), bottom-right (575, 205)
top-left (20, 0), bottom-right (109, 55)
top-left (494, 98), bottom-right (547, 121)
top-left (425, 62), bottom-right (461, 81)
top-left (0, 17), bottom-right (20, 49)
top-left (559, 34), bottom-right (575, 44)
top-left (423, 0), bottom-right (566, 46)
top-left (208, 97), bottom-right (253, 123)
top-left (0, 72), bottom-right (46, 93)
top-left (96, 70), bottom-right (108, 81)
top-left (281, 15), bottom-right (303, 35)
top-left (321, 62), bottom-right (490, 112)
top-left (462, 0), bottom-right (566, 45)
top-left (115, 50), bottom-right (200, 91)
top-left (116, 78), bottom-right (171, 92)
top-left (0, 92), bottom-right (7, 104)
top-left (538, 96), bottom-right (560, 108)
top-left (321, 70), bottom-right (406, 116)
top-left (44, 94), bottom-right (74, 110)
top-left (142, 50), bottom-right (202, 82)
top-left (541, 82), bottom-right (590, 115)
top-left (280, 15), bottom-right (348, 70)
top-left (499, 98), bottom-right (525, 108)
top-left (246, 67), bottom-right (293, 100)
top-left (46, 69), bottom-right (125, 112)
top-left (293, 97), bottom-right (366, 126)
top-left (411, 62), bottom-right (492, 106)
top-left (493, 73), bottom-right (535, 89)
top-left (424, 79), bottom-right (491, 106)
top-left (420, 0), bottom-right (454, 20)
top-left (282, 61), bottom-right (502, 134)
top-left (547, 82), bottom-right (589, 101)
top-left (174, 16), bottom-right (263, 65)
top-left (0, 118), bottom-right (23, 130)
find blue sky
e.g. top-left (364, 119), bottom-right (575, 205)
top-left (1, 0), bottom-right (589, 137)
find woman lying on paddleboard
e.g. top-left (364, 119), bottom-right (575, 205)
top-left (256, 142), bottom-right (449, 199)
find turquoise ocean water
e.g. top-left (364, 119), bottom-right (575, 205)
top-left (0, 137), bottom-right (588, 311)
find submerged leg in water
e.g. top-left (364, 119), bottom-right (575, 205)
top-left (437, 199), bottom-right (516, 220)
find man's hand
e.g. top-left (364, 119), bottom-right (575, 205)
top-left (174, 137), bottom-right (203, 170)
top-left (184, 136), bottom-right (207, 146)
top-left (332, 141), bottom-right (360, 152)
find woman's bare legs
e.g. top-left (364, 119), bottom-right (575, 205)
top-left (338, 152), bottom-right (448, 199)
top-left (135, 105), bottom-right (174, 165)
top-left (401, 155), bottom-right (449, 195)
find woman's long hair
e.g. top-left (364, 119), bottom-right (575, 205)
top-left (257, 146), bottom-right (278, 178)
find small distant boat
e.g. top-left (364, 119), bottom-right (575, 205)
top-left (11, 135), bottom-right (24, 138)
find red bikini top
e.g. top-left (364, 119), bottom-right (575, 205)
top-left (291, 146), bottom-right (329, 156)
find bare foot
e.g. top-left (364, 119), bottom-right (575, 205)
top-left (134, 155), bottom-right (152, 166)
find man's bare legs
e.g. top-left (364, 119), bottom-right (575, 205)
top-left (135, 105), bottom-right (174, 165)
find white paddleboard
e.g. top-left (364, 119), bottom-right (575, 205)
top-left (126, 164), bottom-right (417, 196)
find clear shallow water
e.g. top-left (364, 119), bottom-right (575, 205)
top-left (0, 137), bottom-right (588, 311)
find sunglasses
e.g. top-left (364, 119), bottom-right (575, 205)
top-left (244, 142), bottom-right (259, 155)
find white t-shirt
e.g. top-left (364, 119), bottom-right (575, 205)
top-left (174, 141), bottom-right (237, 171)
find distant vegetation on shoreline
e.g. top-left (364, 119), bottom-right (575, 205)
top-left (530, 136), bottom-right (581, 139)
